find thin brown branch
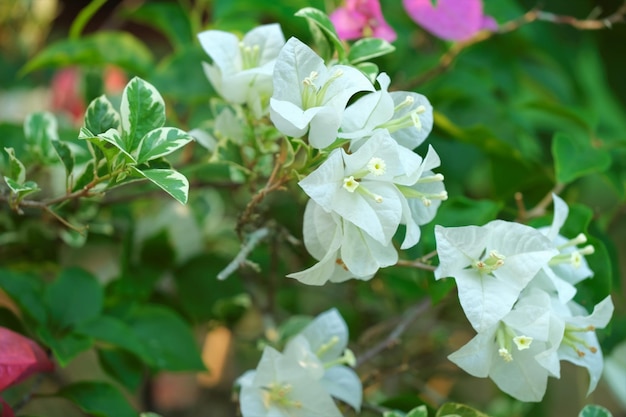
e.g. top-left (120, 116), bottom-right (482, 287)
top-left (403, 2), bottom-right (626, 89)
top-left (396, 258), bottom-right (437, 271)
top-left (515, 183), bottom-right (565, 222)
top-left (356, 298), bottom-right (432, 367)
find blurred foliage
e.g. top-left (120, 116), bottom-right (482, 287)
top-left (1, 0), bottom-right (625, 416)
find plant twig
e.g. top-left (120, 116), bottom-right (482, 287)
top-left (217, 227), bottom-right (270, 280)
top-left (356, 298), bottom-right (432, 367)
top-left (403, 2), bottom-right (626, 88)
top-left (515, 183), bottom-right (565, 222)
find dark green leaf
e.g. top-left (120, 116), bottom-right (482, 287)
top-left (128, 305), bottom-right (205, 371)
top-left (97, 348), bottom-right (144, 391)
top-left (120, 77), bottom-right (166, 153)
top-left (22, 32), bottom-right (154, 77)
top-left (436, 402), bottom-right (491, 417)
top-left (76, 315), bottom-right (147, 359)
top-left (44, 267), bottom-right (103, 331)
top-left (37, 327), bottom-right (93, 367)
top-left (58, 381), bottom-right (139, 417)
top-left (51, 140), bottom-right (75, 177)
top-left (552, 132), bottom-right (611, 184)
top-left (0, 269), bottom-right (46, 325)
top-left (125, 2), bottom-right (193, 50)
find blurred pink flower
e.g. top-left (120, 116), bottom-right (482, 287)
top-left (403, 0), bottom-right (497, 41)
top-left (330, 0), bottom-right (397, 42)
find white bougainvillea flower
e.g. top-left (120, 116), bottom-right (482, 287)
top-left (554, 296), bottom-right (614, 395)
top-left (238, 346), bottom-right (343, 417)
top-left (299, 131), bottom-right (423, 246)
top-left (270, 37), bottom-right (374, 149)
top-left (287, 200), bottom-right (397, 285)
top-left (285, 309), bottom-right (362, 411)
top-left (340, 73), bottom-right (433, 151)
top-left (435, 220), bottom-right (558, 331)
top-left (449, 288), bottom-right (564, 402)
top-left (541, 194), bottom-right (595, 286)
top-left (198, 24), bottom-right (285, 113)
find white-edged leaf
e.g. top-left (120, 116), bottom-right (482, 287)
top-left (136, 127), bottom-right (193, 163)
top-left (98, 128), bottom-right (136, 162)
top-left (84, 95), bottom-right (121, 135)
top-left (348, 38), bottom-right (395, 64)
top-left (578, 405), bottom-right (613, 417)
top-left (3, 147), bottom-right (26, 183)
top-left (295, 7), bottom-right (345, 61)
top-left (132, 167), bottom-right (189, 204)
top-left (120, 77), bottom-right (165, 153)
top-left (52, 140), bottom-right (75, 176)
top-left (24, 111), bottom-right (58, 161)
top-left (4, 178), bottom-right (40, 197)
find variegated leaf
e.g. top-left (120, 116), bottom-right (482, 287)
top-left (4, 178), bottom-right (40, 197)
top-left (98, 128), bottom-right (136, 162)
top-left (3, 148), bottom-right (26, 184)
top-left (136, 127), bottom-right (193, 164)
top-left (84, 95), bottom-right (121, 135)
top-left (120, 77), bottom-right (165, 153)
top-left (24, 111), bottom-right (58, 161)
top-left (132, 167), bottom-right (189, 204)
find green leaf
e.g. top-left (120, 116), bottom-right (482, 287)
top-left (136, 127), bottom-right (193, 164)
top-left (98, 128), bottom-right (136, 162)
top-left (125, 2), bottom-right (193, 50)
top-left (51, 140), bottom-right (75, 177)
top-left (97, 348), bottom-right (144, 391)
top-left (84, 95), bottom-right (122, 135)
top-left (552, 132), bottom-right (612, 184)
top-left (3, 178), bottom-right (40, 198)
top-left (132, 167), bottom-right (189, 205)
top-left (21, 31), bottom-right (154, 77)
top-left (384, 412), bottom-right (407, 417)
top-left (295, 7), bottom-right (346, 61)
top-left (37, 327), bottom-right (93, 367)
top-left (140, 414), bottom-right (163, 417)
top-left (348, 38), bottom-right (395, 64)
top-left (578, 405), bottom-right (613, 417)
top-left (44, 267), bottom-right (103, 331)
top-left (120, 77), bottom-right (166, 153)
top-left (407, 406), bottom-right (429, 417)
top-left (24, 111), bottom-right (58, 162)
top-left (75, 315), bottom-right (147, 359)
top-left (69, 0), bottom-right (108, 39)
top-left (0, 269), bottom-right (47, 325)
top-left (436, 403), bottom-right (491, 417)
top-left (58, 381), bottom-right (138, 417)
top-left (355, 62), bottom-right (379, 84)
top-left (128, 305), bottom-right (205, 371)
top-left (3, 147), bottom-right (25, 183)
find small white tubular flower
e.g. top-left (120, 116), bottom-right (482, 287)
top-left (398, 145), bottom-right (447, 249)
top-left (449, 289), bottom-right (561, 402)
top-left (555, 296), bottom-right (614, 395)
top-left (435, 220), bottom-right (558, 332)
top-left (299, 131), bottom-right (422, 246)
top-left (198, 24), bottom-right (285, 113)
top-left (539, 194), bottom-right (594, 290)
top-left (238, 346), bottom-right (343, 417)
top-left (339, 73), bottom-right (434, 151)
top-left (287, 200), bottom-right (397, 285)
top-left (269, 37), bottom-right (374, 149)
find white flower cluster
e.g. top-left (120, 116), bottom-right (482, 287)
top-left (198, 25), bottom-right (445, 286)
top-left (435, 194), bottom-right (614, 402)
top-left (237, 309), bottom-right (362, 417)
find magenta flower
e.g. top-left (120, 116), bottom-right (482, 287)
top-left (403, 0), bottom-right (497, 42)
top-left (330, 0), bottom-right (397, 42)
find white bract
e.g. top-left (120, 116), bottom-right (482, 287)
top-left (299, 131), bottom-right (425, 247)
top-left (287, 200), bottom-right (397, 285)
top-left (340, 73), bottom-right (433, 151)
top-left (269, 37), bottom-right (374, 149)
top-left (435, 220), bottom-right (558, 332)
top-left (449, 288), bottom-right (564, 402)
top-left (198, 24), bottom-right (285, 115)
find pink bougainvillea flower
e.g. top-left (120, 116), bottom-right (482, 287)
top-left (0, 327), bottom-right (54, 392)
top-left (330, 0), bottom-right (397, 42)
top-left (403, 0), bottom-right (497, 42)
